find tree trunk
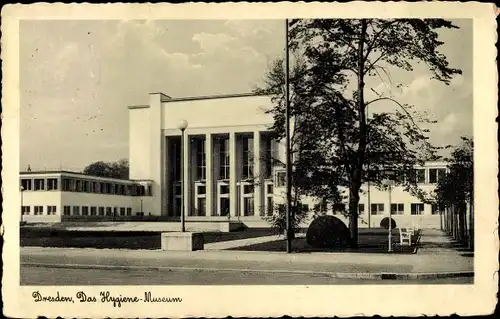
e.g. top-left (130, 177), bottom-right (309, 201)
top-left (349, 19), bottom-right (369, 249)
top-left (458, 201), bottom-right (467, 245)
top-left (468, 197), bottom-right (474, 251)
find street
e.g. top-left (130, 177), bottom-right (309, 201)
top-left (21, 266), bottom-right (473, 285)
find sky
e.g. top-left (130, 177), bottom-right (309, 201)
top-left (19, 19), bottom-right (472, 171)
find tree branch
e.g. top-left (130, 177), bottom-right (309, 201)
top-left (365, 97), bottom-right (425, 134)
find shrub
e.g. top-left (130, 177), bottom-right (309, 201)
top-left (306, 215), bottom-right (351, 248)
top-left (380, 217), bottom-right (397, 230)
top-left (264, 203), bottom-right (309, 236)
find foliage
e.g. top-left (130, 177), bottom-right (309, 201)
top-left (380, 217), bottom-right (397, 230)
top-left (264, 203), bottom-right (309, 236)
top-left (256, 19), bottom-right (463, 246)
top-left (435, 137), bottom-right (473, 208)
top-left (83, 159), bottom-right (129, 180)
top-left (306, 215), bottom-right (351, 248)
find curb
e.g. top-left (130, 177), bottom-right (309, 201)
top-left (22, 262), bottom-right (474, 280)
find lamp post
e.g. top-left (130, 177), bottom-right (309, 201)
top-left (20, 186), bottom-right (25, 223)
top-left (178, 119), bottom-right (188, 233)
top-left (383, 171), bottom-right (395, 253)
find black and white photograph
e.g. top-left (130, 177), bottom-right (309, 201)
top-left (2, 2), bottom-right (497, 318)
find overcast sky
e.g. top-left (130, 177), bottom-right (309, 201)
top-left (19, 19), bottom-right (472, 171)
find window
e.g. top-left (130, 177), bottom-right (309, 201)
top-left (120, 207), bottom-right (126, 216)
top-left (174, 197), bottom-right (182, 216)
top-left (219, 138), bottom-right (230, 180)
top-left (195, 138), bottom-right (206, 181)
top-left (21, 179), bottom-right (32, 190)
top-left (90, 206), bottom-right (97, 216)
top-left (34, 179), bottom-right (45, 191)
top-left (98, 207), bottom-right (105, 216)
top-left (83, 181), bottom-right (89, 192)
top-left (411, 203), bottom-right (425, 215)
top-left (62, 178), bottom-right (71, 191)
top-left (89, 181), bottom-right (94, 193)
top-left (243, 184), bottom-right (253, 194)
top-left (47, 178), bottom-right (57, 191)
top-left (276, 171), bottom-right (286, 187)
top-left (243, 197), bottom-right (254, 216)
top-left (47, 206), bottom-right (57, 215)
top-left (371, 204), bottom-right (384, 215)
top-left (431, 204), bottom-right (440, 215)
top-left (73, 206), bottom-right (80, 216)
top-left (171, 138), bottom-right (182, 182)
top-left (391, 203), bottom-right (405, 215)
top-left (75, 180), bottom-right (82, 192)
top-left (263, 136), bottom-right (273, 178)
top-left (266, 197), bottom-right (274, 216)
top-left (21, 206), bottom-right (30, 215)
top-left (429, 168), bottom-right (447, 184)
top-left (266, 184), bottom-right (273, 194)
top-left (82, 206), bottom-right (89, 216)
top-left (300, 204), bottom-right (310, 212)
top-left (63, 206), bottom-right (71, 215)
top-left (416, 169), bottom-right (426, 184)
top-left (126, 208), bottom-right (132, 216)
top-left (100, 182), bottom-right (106, 194)
top-left (220, 198), bottom-right (230, 216)
top-left (106, 207), bottom-right (112, 216)
top-left (333, 203), bottom-right (346, 213)
top-left (113, 207), bottom-right (118, 216)
top-left (197, 185), bottom-right (206, 195)
top-left (358, 204), bottom-right (365, 215)
top-left (242, 136), bottom-right (254, 179)
top-left (196, 198), bottom-right (206, 216)
top-left (220, 185), bottom-right (229, 194)
top-left (34, 206), bottom-right (44, 215)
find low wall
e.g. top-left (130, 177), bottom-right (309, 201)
top-left (23, 215), bottom-right (62, 223)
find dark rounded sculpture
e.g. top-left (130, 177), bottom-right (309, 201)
top-left (306, 215), bottom-right (351, 248)
top-left (380, 217), bottom-right (397, 230)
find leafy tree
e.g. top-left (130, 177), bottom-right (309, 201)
top-left (83, 159), bottom-right (129, 180)
top-left (435, 137), bottom-right (473, 246)
top-left (258, 19), bottom-right (463, 247)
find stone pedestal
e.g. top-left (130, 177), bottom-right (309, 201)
top-left (161, 232), bottom-right (204, 251)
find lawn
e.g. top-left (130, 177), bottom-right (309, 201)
top-left (228, 228), bottom-right (420, 254)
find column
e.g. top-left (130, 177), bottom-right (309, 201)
top-left (253, 131), bottom-right (262, 216)
top-left (205, 133), bottom-right (213, 216)
top-left (183, 132), bottom-right (190, 218)
top-left (229, 132), bottom-right (237, 217)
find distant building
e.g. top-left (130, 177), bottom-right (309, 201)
top-left (20, 92), bottom-right (446, 229)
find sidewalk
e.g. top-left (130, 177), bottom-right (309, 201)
top-left (21, 229), bottom-right (473, 279)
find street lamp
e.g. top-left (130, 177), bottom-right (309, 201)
top-left (178, 119), bottom-right (188, 232)
top-left (382, 171), bottom-right (396, 252)
top-left (20, 186), bottom-right (25, 223)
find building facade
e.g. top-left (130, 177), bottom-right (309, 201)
top-left (20, 92), bottom-right (446, 229)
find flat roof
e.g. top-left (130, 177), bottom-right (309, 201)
top-left (20, 171), bottom-right (153, 183)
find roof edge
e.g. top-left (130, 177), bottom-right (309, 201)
top-left (165, 92), bottom-right (269, 103)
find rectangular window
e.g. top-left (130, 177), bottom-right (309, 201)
top-left (21, 206), bottom-right (30, 215)
top-left (195, 138), bottom-right (206, 181)
top-left (242, 136), bottom-right (254, 179)
top-left (243, 184), bottom-right (253, 194)
top-left (113, 207), bottom-right (118, 216)
top-left (263, 137), bottom-right (273, 179)
top-left (98, 207), bottom-right (105, 216)
top-left (391, 203), bottom-right (405, 215)
top-left (120, 207), bottom-right (126, 216)
top-left (172, 138), bottom-right (182, 182)
top-left (243, 197), bottom-right (254, 216)
top-left (75, 180), bottom-right (82, 192)
top-left (73, 206), bottom-right (80, 216)
top-left (220, 185), bottom-right (229, 194)
top-left (220, 198), bottom-right (230, 216)
top-left (21, 179), bottom-right (32, 191)
top-left (106, 207), bottom-right (112, 216)
top-left (431, 204), bottom-right (440, 215)
top-left (126, 207), bottom-right (132, 216)
top-left (34, 206), bottom-right (44, 215)
top-left (276, 171), bottom-right (286, 187)
top-left (34, 179), bottom-right (45, 191)
top-left (82, 206), bottom-right (89, 216)
top-left (358, 204), bottom-right (365, 215)
top-left (63, 206), bottom-right (71, 215)
top-left (219, 137), bottom-right (230, 180)
top-left (90, 206), bottom-right (97, 216)
top-left (89, 181), bottom-right (94, 193)
top-left (197, 185), bottom-right (206, 195)
top-left (266, 184), bottom-right (273, 194)
top-left (47, 178), bottom-right (58, 190)
top-left (174, 184), bottom-right (182, 196)
top-left (47, 205), bottom-right (57, 215)
top-left (416, 169), bottom-right (426, 184)
top-left (197, 198), bottom-right (206, 216)
top-left (333, 204), bottom-right (346, 213)
top-left (371, 203), bottom-right (384, 215)
top-left (174, 197), bottom-right (182, 216)
top-left (83, 181), bottom-right (89, 192)
top-left (62, 178), bottom-right (71, 191)
top-left (429, 168), bottom-right (447, 184)
top-left (100, 182), bottom-right (106, 194)
top-left (266, 197), bottom-right (274, 216)
top-left (411, 203), bottom-right (425, 215)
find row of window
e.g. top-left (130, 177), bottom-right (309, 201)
top-left (21, 206), bottom-right (57, 215)
top-left (20, 177), bottom-right (152, 196)
top-left (169, 135), bottom-right (274, 183)
top-left (62, 206), bottom-right (134, 216)
top-left (340, 203), bottom-right (437, 215)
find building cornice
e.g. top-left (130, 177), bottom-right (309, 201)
top-left (165, 92), bottom-right (269, 103)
